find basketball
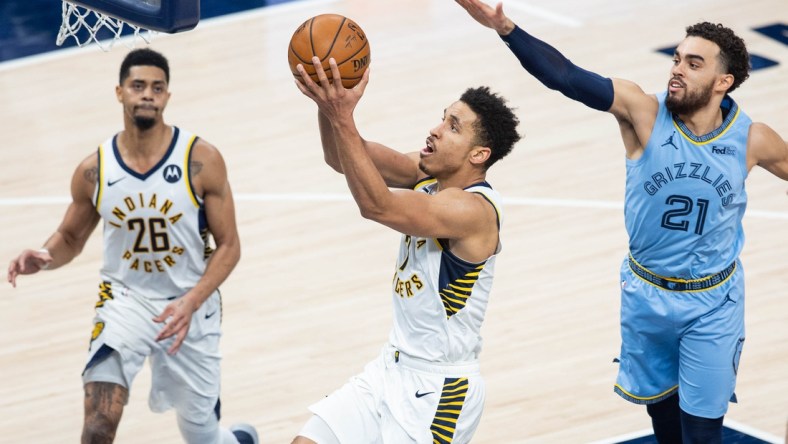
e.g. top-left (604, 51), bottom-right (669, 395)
top-left (288, 14), bottom-right (371, 88)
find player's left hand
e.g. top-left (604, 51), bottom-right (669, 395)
top-left (153, 295), bottom-right (199, 355)
top-left (7, 248), bottom-right (53, 287)
top-left (455, 0), bottom-right (514, 35)
top-left (294, 56), bottom-right (369, 121)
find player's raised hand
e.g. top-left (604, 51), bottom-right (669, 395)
top-left (295, 56), bottom-right (369, 121)
top-left (455, 0), bottom-right (514, 35)
top-left (7, 249), bottom-right (53, 287)
top-left (153, 295), bottom-right (198, 355)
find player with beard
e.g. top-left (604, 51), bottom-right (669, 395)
top-left (455, 1), bottom-right (788, 443)
top-left (7, 48), bottom-right (257, 444)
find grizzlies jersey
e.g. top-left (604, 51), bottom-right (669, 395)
top-left (625, 92), bottom-right (751, 278)
top-left (389, 178), bottom-right (502, 363)
top-left (94, 127), bottom-right (211, 299)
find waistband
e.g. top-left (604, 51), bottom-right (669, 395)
top-left (387, 345), bottom-right (480, 376)
top-left (627, 254), bottom-right (736, 292)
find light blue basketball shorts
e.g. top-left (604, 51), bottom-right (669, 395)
top-left (614, 256), bottom-right (745, 419)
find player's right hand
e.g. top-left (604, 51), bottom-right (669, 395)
top-left (295, 56), bottom-right (369, 123)
top-left (7, 249), bottom-right (53, 288)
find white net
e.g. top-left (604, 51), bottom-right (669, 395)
top-left (57, 1), bottom-right (157, 51)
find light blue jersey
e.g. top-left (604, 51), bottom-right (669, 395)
top-left (616, 92), bottom-right (752, 418)
top-left (624, 92), bottom-right (751, 278)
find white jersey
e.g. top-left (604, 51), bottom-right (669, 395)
top-left (389, 178), bottom-right (502, 363)
top-left (94, 127), bottom-right (211, 299)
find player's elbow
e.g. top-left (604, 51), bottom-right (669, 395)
top-left (355, 190), bottom-right (400, 223)
top-left (323, 153), bottom-right (344, 173)
top-left (215, 234), bottom-right (241, 269)
top-left (357, 206), bottom-right (380, 221)
top-left (227, 238), bottom-right (241, 268)
top-left (230, 242), bottom-right (241, 267)
top-left (357, 203), bottom-right (388, 223)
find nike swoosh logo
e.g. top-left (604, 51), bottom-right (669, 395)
top-left (205, 311), bottom-right (217, 319)
top-left (107, 177), bottom-right (126, 186)
top-left (415, 390), bottom-right (434, 398)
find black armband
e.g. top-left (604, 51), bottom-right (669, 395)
top-left (501, 25), bottom-right (614, 111)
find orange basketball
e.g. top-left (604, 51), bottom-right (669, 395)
top-left (288, 14), bottom-right (371, 88)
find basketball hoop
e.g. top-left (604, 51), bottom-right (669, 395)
top-left (57, 1), bottom-right (157, 51)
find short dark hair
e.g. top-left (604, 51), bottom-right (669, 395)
top-left (685, 22), bottom-right (750, 93)
top-left (119, 48), bottom-right (170, 85)
top-left (459, 86), bottom-right (521, 169)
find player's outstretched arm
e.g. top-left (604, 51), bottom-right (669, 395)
top-left (154, 140), bottom-right (240, 354)
top-left (8, 154), bottom-right (101, 287)
top-left (457, 0), bottom-right (614, 112)
top-left (456, 0), bottom-right (658, 157)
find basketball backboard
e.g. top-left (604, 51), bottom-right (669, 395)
top-left (67, 0), bottom-right (199, 33)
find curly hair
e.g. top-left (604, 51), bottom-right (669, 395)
top-left (685, 22), bottom-right (750, 93)
top-left (459, 86), bottom-right (521, 169)
top-left (119, 48), bottom-right (170, 85)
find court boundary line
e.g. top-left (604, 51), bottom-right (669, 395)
top-left (2, 193), bottom-right (788, 220)
top-left (586, 418), bottom-right (782, 444)
top-left (722, 418), bottom-right (784, 444)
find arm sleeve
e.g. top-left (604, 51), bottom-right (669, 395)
top-left (500, 25), bottom-right (614, 112)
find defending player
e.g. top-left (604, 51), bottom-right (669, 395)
top-left (455, 1), bottom-right (788, 443)
top-left (291, 58), bottom-right (520, 443)
top-left (7, 49), bottom-right (257, 444)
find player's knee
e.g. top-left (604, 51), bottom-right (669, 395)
top-left (82, 411), bottom-right (120, 443)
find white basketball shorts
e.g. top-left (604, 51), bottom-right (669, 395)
top-left (309, 344), bottom-right (485, 444)
top-left (82, 280), bottom-right (223, 424)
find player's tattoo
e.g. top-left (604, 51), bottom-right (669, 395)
top-left (84, 166), bottom-right (98, 184)
top-left (82, 382), bottom-right (127, 443)
top-left (190, 160), bottom-right (203, 177)
top-left (84, 381), bottom-right (128, 413)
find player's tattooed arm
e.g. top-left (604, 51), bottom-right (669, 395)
top-left (45, 153), bottom-right (101, 269)
top-left (8, 151), bottom-right (101, 282)
top-left (190, 160), bottom-right (203, 177)
top-left (83, 165), bottom-right (98, 184)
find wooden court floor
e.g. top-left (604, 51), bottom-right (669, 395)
top-left (1, 0), bottom-right (786, 442)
